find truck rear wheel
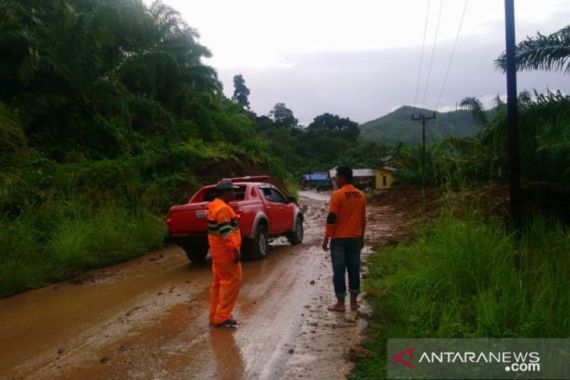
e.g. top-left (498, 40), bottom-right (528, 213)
top-left (182, 238), bottom-right (209, 265)
top-left (245, 224), bottom-right (268, 260)
top-left (287, 217), bottom-right (304, 245)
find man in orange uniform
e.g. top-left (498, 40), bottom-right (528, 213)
top-left (322, 167), bottom-right (366, 312)
top-left (207, 178), bottom-right (242, 328)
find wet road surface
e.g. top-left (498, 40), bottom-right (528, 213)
top-left (0, 192), bottom-right (382, 380)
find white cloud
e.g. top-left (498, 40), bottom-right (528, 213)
top-left (217, 35), bottom-right (570, 123)
top-left (153, 0), bottom-right (570, 68)
top-left (146, 0), bottom-right (570, 122)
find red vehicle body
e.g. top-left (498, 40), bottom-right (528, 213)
top-left (165, 176), bottom-right (304, 262)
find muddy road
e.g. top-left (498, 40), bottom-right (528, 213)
top-left (0, 192), bottom-right (395, 380)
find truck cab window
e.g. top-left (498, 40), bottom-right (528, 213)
top-left (261, 187), bottom-right (276, 202)
top-left (270, 189), bottom-right (287, 203)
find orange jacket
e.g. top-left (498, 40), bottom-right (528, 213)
top-left (207, 198), bottom-right (241, 260)
top-left (325, 184), bottom-right (366, 239)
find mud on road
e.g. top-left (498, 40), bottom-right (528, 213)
top-left (0, 192), bottom-right (398, 380)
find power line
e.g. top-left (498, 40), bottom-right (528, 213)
top-left (436, 0), bottom-right (469, 111)
top-left (421, 0), bottom-right (444, 109)
top-left (413, 0), bottom-right (431, 108)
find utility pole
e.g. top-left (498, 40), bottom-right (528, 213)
top-left (504, 0), bottom-right (521, 228)
top-left (412, 112), bottom-right (436, 189)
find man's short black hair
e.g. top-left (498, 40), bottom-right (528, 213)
top-left (336, 166), bottom-right (353, 183)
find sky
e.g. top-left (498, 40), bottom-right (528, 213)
top-left (149, 0), bottom-right (570, 124)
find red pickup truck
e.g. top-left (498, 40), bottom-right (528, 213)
top-left (165, 176), bottom-right (304, 263)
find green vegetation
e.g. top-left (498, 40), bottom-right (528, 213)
top-left (0, 0), bottom-right (273, 297)
top-left (254, 106), bottom-right (389, 176)
top-left (1, 8), bottom-right (568, 355)
top-left (281, 88), bottom-right (568, 188)
top-left (0, 139), bottom-right (266, 296)
top-left (232, 74), bottom-right (251, 110)
top-left (350, 27), bottom-right (570, 378)
top-left (388, 23), bottom-right (570, 188)
top-left (0, 206), bottom-right (163, 296)
top-left (2, 0), bottom-right (375, 296)
top-left (350, 211), bottom-right (569, 379)
top-left (496, 25), bottom-right (570, 73)
top-left (391, 91), bottom-right (570, 187)
top-left (359, 106), bottom-right (490, 145)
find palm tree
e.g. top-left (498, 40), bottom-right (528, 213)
top-left (460, 97), bottom-right (487, 125)
top-left (496, 25), bottom-right (570, 73)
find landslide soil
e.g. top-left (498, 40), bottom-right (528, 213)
top-left (0, 191), bottom-right (402, 380)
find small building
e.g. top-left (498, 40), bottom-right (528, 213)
top-left (352, 169), bottom-right (376, 190)
top-left (329, 167), bottom-right (375, 190)
top-left (302, 172), bottom-right (330, 189)
top-left (329, 166), bottom-right (397, 190)
top-left (374, 167), bottom-right (397, 189)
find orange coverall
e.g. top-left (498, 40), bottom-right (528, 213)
top-left (207, 198), bottom-right (242, 325)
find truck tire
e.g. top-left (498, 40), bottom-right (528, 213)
top-left (287, 217), bottom-right (304, 245)
top-left (182, 238), bottom-right (209, 265)
top-left (245, 224), bottom-right (268, 260)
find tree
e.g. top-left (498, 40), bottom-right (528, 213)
top-left (232, 74), bottom-right (250, 109)
top-left (307, 113), bottom-right (360, 141)
top-left (269, 103), bottom-right (298, 128)
top-left (460, 97), bottom-right (487, 125)
top-left (0, 0), bottom-right (243, 159)
top-left (496, 25), bottom-right (570, 73)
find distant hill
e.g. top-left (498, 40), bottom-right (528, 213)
top-left (360, 106), bottom-right (491, 145)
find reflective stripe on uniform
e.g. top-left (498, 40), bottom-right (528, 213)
top-left (208, 218), bottom-right (239, 237)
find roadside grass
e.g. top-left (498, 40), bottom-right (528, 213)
top-left (0, 146), bottom-right (267, 298)
top-left (350, 215), bottom-right (570, 380)
top-left (0, 205), bottom-right (164, 297)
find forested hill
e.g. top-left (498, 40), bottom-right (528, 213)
top-left (360, 106), bottom-right (492, 145)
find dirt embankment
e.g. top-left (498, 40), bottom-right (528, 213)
top-left (372, 181), bottom-right (570, 233)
